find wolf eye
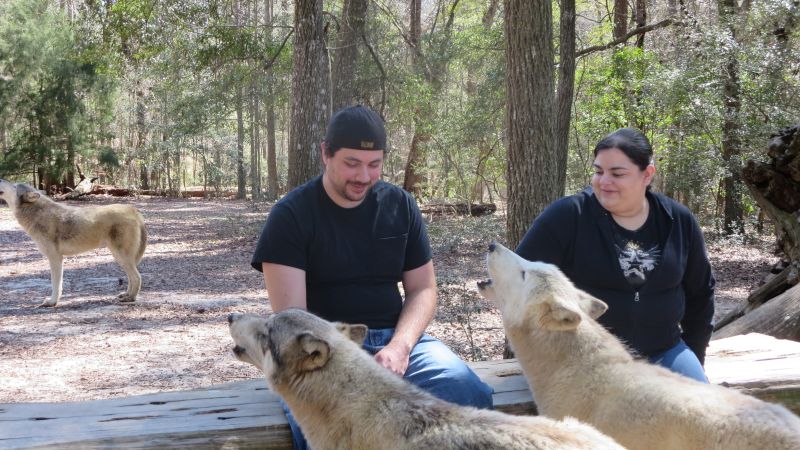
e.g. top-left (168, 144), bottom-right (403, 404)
top-left (521, 271), bottom-right (526, 280)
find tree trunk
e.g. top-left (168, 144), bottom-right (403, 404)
top-left (613, 0), bottom-right (628, 40)
top-left (718, 0), bottom-right (745, 235)
top-left (402, 0), bottom-right (460, 197)
top-left (65, 141), bottom-right (76, 189)
top-left (236, 86), bottom-right (247, 200)
top-left (715, 125), bottom-right (800, 341)
top-left (554, 0), bottom-right (576, 196)
top-left (634, 0), bottom-right (647, 48)
top-left (403, 0), bottom-right (427, 197)
top-left (403, 130), bottom-right (429, 196)
top-left (135, 85), bottom-right (149, 190)
top-left (264, 0), bottom-right (279, 200)
top-left (251, 77), bottom-right (262, 201)
top-left (234, 0), bottom-right (247, 199)
top-left (288, 0), bottom-right (330, 189)
top-left (331, 0), bottom-right (368, 111)
top-left (504, 0), bottom-right (558, 248)
top-left (265, 80), bottom-right (279, 199)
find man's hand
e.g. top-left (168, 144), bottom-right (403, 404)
top-left (374, 342), bottom-right (411, 376)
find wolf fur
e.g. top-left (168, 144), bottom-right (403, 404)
top-left (0, 180), bottom-right (146, 306)
top-left (477, 242), bottom-right (800, 450)
top-left (228, 309), bottom-right (624, 450)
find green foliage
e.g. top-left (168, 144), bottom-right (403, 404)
top-left (1, 0), bottom-right (796, 237)
top-left (566, 0), bottom-right (800, 230)
top-left (0, 0), bottom-right (115, 184)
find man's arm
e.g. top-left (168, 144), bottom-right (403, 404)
top-left (262, 262), bottom-right (307, 312)
top-left (374, 260), bottom-right (437, 376)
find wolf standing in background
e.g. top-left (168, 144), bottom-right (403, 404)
top-left (0, 180), bottom-right (146, 307)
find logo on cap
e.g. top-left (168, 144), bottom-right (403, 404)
top-left (360, 141), bottom-right (375, 149)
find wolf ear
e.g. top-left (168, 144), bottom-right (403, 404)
top-left (21, 191), bottom-right (40, 203)
top-left (538, 300), bottom-right (582, 331)
top-left (297, 332), bottom-right (331, 371)
top-left (335, 322), bottom-right (368, 344)
top-left (577, 291), bottom-right (608, 319)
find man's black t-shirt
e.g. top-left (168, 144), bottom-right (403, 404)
top-left (251, 176), bottom-right (432, 328)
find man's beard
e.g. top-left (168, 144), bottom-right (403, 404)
top-left (340, 180), bottom-right (373, 202)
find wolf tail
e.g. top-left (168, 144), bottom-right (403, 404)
top-left (136, 219), bottom-right (147, 264)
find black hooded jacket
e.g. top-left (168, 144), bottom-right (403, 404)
top-left (516, 188), bottom-right (715, 363)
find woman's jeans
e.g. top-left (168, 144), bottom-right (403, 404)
top-left (648, 339), bottom-right (709, 383)
top-left (281, 328), bottom-right (494, 450)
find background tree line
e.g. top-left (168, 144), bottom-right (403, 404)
top-left (0, 0), bottom-right (798, 247)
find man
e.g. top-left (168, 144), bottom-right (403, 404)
top-left (251, 105), bottom-right (493, 450)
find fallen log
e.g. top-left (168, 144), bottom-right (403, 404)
top-left (713, 282), bottom-right (800, 341)
top-left (421, 202), bottom-right (497, 216)
top-left (747, 263), bottom-right (793, 310)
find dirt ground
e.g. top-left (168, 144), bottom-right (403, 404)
top-left (0, 196), bottom-right (779, 403)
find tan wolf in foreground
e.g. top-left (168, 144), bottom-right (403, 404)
top-left (228, 309), bottom-right (624, 450)
top-left (477, 242), bottom-right (800, 450)
top-left (0, 180), bottom-right (146, 307)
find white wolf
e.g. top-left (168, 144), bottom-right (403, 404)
top-left (477, 242), bottom-right (800, 450)
top-left (228, 309), bottom-right (624, 450)
top-left (0, 180), bottom-right (146, 306)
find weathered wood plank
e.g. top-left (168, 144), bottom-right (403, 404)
top-left (1, 334), bottom-right (798, 450)
top-left (0, 361), bottom-right (534, 450)
top-left (706, 333), bottom-right (800, 414)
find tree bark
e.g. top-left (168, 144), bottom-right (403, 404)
top-left (554, 0), bottom-right (576, 195)
top-left (715, 125), bottom-right (800, 341)
top-left (288, 0), bottom-right (330, 189)
top-left (634, 0), bottom-right (647, 48)
top-left (331, 0), bottom-right (368, 111)
top-left (504, 0), bottom-right (558, 248)
top-left (234, 0), bottom-right (247, 200)
top-left (236, 86), bottom-right (246, 200)
top-left (714, 283), bottom-right (800, 341)
top-left (741, 126), bottom-right (800, 263)
top-left (402, 0), bottom-right (460, 197)
top-left (613, 0), bottom-right (628, 40)
top-left (718, 0), bottom-right (745, 235)
top-left (265, 80), bottom-right (279, 199)
top-left (403, 0), bottom-right (428, 197)
top-left (250, 77), bottom-right (262, 201)
top-left (264, 0), bottom-right (279, 200)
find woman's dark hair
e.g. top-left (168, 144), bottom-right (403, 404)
top-left (593, 128), bottom-right (653, 171)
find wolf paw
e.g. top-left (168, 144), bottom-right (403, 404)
top-left (118, 294), bottom-right (136, 303)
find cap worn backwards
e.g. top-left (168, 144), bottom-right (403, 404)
top-left (325, 105), bottom-right (386, 151)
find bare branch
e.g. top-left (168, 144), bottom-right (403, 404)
top-left (263, 29), bottom-right (294, 72)
top-left (576, 18), bottom-right (674, 57)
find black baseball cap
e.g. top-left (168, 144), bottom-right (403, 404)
top-left (325, 105), bottom-right (386, 151)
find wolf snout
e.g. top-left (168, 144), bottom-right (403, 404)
top-left (477, 279), bottom-right (492, 290)
top-left (488, 242), bottom-right (497, 252)
top-left (232, 345), bottom-right (246, 356)
top-left (227, 313), bottom-right (243, 325)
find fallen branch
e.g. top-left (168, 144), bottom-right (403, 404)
top-left (576, 19), bottom-right (674, 57)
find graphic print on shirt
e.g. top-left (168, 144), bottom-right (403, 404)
top-left (615, 241), bottom-right (660, 288)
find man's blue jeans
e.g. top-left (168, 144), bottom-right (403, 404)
top-left (648, 339), bottom-right (709, 383)
top-left (281, 328), bottom-right (495, 450)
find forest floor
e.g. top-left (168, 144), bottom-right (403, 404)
top-left (0, 196), bottom-right (779, 403)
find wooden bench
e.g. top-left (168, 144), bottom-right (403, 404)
top-left (1, 333), bottom-right (799, 450)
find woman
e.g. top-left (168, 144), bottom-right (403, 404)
top-left (516, 128), bottom-right (715, 382)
